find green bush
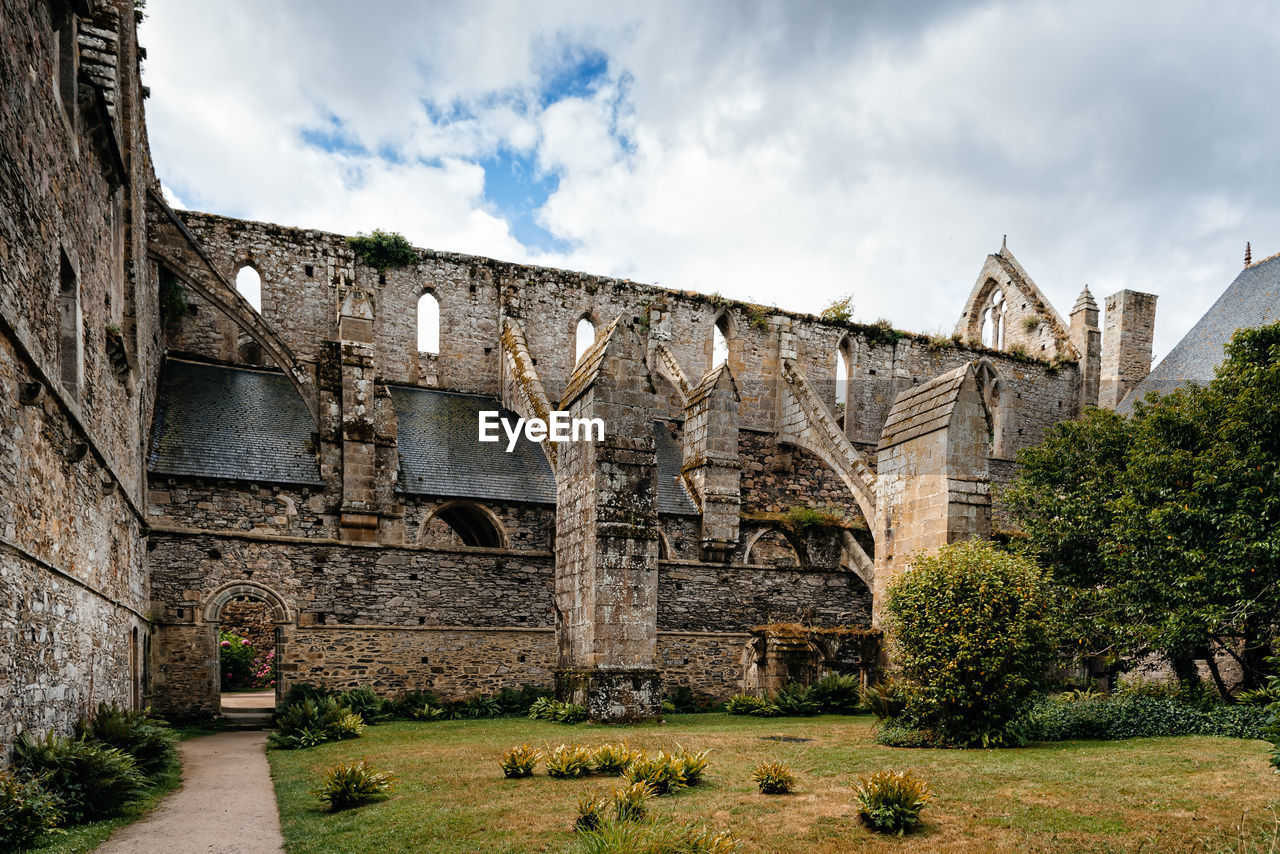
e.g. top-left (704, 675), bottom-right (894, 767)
top-left (860, 679), bottom-right (907, 720)
top-left (665, 686), bottom-right (705, 714)
top-left (347, 230), bottom-right (417, 272)
top-left (282, 682), bottom-right (333, 705)
top-left (314, 760), bottom-right (394, 812)
top-left (724, 694), bottom-right (780, 717)
top-left (576, 782), bottom-right (653, 832)
top-left (409, 703), bottom-right (445, 722)
top-left (809, 673), bottom-right (863, 714)
top-left (336, 688), bottom-right (386, 724)
top-left (11, 732), bottom-right (149, 824)
top-left (873, 721), bottom-right (945, 748)
top-left (577, 818), bottom-right (738, 853)
top-left (1265, 658), bottom-right (1280, 772)
top-left (450, 695), bottom-right (501, 720)
top-left (672, 747), bottom-right (709, 786)
top-left (0, 770), bottom-right (61, 850)
top-left (219, 630), bottom-right (257, 691)
top-left (269, 697), bottom-right (365, 749)
top-left (591, 743), bottom-right (633, 776)
top-left (624, 751), bottom-right (687, 795)
top-left (545, 744), bottom-right (593, 779)
top-left (493, 686), bottom-right (551, 716)
top-left (499, 744), bottom-right (540, 779)
top-left (75, 703), bottom-right (176, 778)
top-left (528, 697), bottom-right (587, 723)
top-left (752, 761), bottom-right (796, 794)
top-left (854, 769), bottom-right (932, 835)
top-left (1020, 694), bottom-right (1272, 742)
top-left (772, 682), bottom-right (820, 716)
top-left (885, 540), bottom-right (1056, 747)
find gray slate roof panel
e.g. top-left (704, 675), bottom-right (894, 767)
top-left (149, 360), bottom-right (323, 486)
top-left (653, 421), bottom-right (700, 516)
top-left (1121, 254), bottom-right (1280, 411)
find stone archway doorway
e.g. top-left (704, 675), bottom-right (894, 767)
top-left (202, 581), bottom-right (294, 721)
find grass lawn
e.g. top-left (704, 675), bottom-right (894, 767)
top-left (267, 714), bottom-right (1279, 853)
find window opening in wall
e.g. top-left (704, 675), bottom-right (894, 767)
top-left (712, 315), bottom-right (730, 367)
top-left (304, 264), bottom-right (314, 278)
top-left (51, 6), bottom-right (77, 130)
top-left (421, 503), bottom-right (503, 548)
top-left (835, 343), bottom-right (851, 409)
top-left (982, 287), bottom-right (1006, 349)
top-left (417, 292), bottom-right (439, 354)
top-left (235, 266), bottom-right (262, 313)
top-left (58, 250), bottom-right (81, 399)
top-left (575, 317), bottom-right (596, 364)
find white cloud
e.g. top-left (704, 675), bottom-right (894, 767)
top-left (140, 0), bottom-right (1280, 359)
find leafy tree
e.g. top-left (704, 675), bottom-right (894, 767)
top-left (885, 540), bottom-right (1056, 747)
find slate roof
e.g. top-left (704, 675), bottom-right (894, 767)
top-left (1120, 253), bottom-right (1280, 412)
top-left (149, 359), bottom-right (322, 485)
top-left (878, 363), bottom-right (973, 450)
top-left (392, 387), bottom-right (557, 504)
top-left (653, 421), bottom-right (700, 516)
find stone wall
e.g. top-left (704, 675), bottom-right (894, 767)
top-left (0, 0), bottom-right (160, 749)
top-left (147, 476), bottom-right (335, 538)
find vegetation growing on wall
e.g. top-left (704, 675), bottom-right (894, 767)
top-left (347, 230), bottom-right (417, 272)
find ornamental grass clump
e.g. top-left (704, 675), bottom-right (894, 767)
top-left (591, 743), bottom-right (633, 776)
top-left (855, 770), bottom-right (932, 835)
top-left (578, 819), bottom-right (739, 853)
top-left (545, 744), bottom-right (593, 779)
top-left (752, 761), bottom-right (796, 795)
top-left (528, 697), bottom-right (588, 724)
top-left (575, 781), bottom-right (654, 831)
top-left (314, 760), bottom-right (395, 811)
top-left (499, 744), bottom-right (540, 779)
top-left (885, 540), bottom-right (1055, 747)
top-left (624, 750), bottom-right (687, 795)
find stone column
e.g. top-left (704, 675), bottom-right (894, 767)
top-left (1069, 285), bottom-right (1101, 409)
top-left (681, 365), bottom-right (742, 562)
top-left (1099, 290), bottom-right (1158, 409)
top-left (336, 289), bottom-right (384, 542)
top-left (554, 319), bottom-right (662, 721)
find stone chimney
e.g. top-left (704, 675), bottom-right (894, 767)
top-left (1099, 290), bottom-right (1158, 410)
top-left (1069, 285), bottom-right (1101, 408)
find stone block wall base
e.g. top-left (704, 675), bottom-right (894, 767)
top-left (556, 667), bottom-right (663, 722)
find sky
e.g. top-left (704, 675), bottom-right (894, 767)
top-left (139, 1), bottom-right (1280, 363)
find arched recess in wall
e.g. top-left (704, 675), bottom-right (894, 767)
top-left (834, 335), bottom-right (853, 428)
top-left (657, 530), bottom-right (672, 560)
top-left (981, 282), bottom-right (1006, 350)
top-left (744, 527), bottom-right (800, 568)
top-left (417, 291), bottom-right (440, 355)
top-left (711, 310), bottom-right (734, 372)
top-left (234, 263), bottom-right (262, 314)
top-left (201, 581), bottom-right (294, 706)
top-left (575, 316), bottom-right (597, 364)
top-left (974, 358), bottom-right (1012, 459)
top-left (420, 501), bottom-right (507, 549)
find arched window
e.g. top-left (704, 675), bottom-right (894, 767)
top-left (417, 292), bottom-right (439, 354)
top-left (975, 359), bottom-right (1010, 459)
top-left (58, 250), bottom-right (81, 399)
top-left (235, 265), bottom-right (262, 313)
top-left (982, 287), bottom-right (1005, 349)
top-left (835, 339), bottom-right (852, 409)
top-left (420, 502), bottom-right (505, 548)
top-left (712, 314), bottom-right (730, 368)
top-left (575, 317), bottom-right (596, 364)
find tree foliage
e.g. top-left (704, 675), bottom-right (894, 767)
top-left (1005, 322), bottom-right (1280, 689)
top-left (885, 540), bottom-right (1056, 747)
top-left (346, 229), bottom-right (417, 272)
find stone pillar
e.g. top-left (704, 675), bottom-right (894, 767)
top-left (681, 365), bottom-right (742, 562)
top-left (336, 289), bottom-right (385, 542)
top-left (1069, 286), bottom-right (1101, 409)
top-left (554, 319), bottom-right (662, 721)
top-left (1099, 290), bottom-right (1158, 409)
top-left (871, 363), bottom-right (991, 627)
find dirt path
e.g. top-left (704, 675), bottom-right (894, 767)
top-left (95, 730), bottom-right (285, 854)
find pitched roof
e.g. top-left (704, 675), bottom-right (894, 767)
top-left (1120, 253), bottom-right (1280, 411)
top-left (392, 387), bottom-right (557, 504)
top-left (653, 421), bottom-right (700, 516)
top-left (149, 359), bottom-right (322, 485)
top-left (878, 363), bottom-right (973, 450)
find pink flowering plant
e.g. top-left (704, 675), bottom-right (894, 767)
top-left (219, 630), bottom-right (262, 690)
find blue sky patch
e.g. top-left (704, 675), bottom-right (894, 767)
top-left (538, 46), bottom-right (609, 107)
top-left (481, 148), bottom-right (569, 253)
top-left (300, 113), bottom-right (368, 157)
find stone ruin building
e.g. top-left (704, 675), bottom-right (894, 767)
top-left (1, 0), bottom-right (1164, 741)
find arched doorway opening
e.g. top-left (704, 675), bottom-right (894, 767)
top-left (203, 582), bottom-right (294, 718)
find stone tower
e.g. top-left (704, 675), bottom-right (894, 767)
top-left (1070, 285), bottom-right (1101, 408)
top-left (1100, 290), bottom-right (1158, 409)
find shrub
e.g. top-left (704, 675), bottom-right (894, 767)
top-left (314, 760), bottom-right (394, 812)
top-left (624, 751), bottom-right (686, 795)
top-left (772, 682), bottom-right (820, 716)
top-left (724, 695), bottom-right (779, 717)
top-left (452, 695), bottom-right (501, 720)
top-left (347, 230), bottom-right (416, 272)
top-left (500, 744), bottom-right (540, 779)
top-left (576, 782), bottom-right (653, 832)
top-left (752, 761), bottom-right (796, 795)
top-left (74, 702), bottom-right (177, 778)
top-left (577, 819), bottom-right (738, 854)
top-left (873, 721), bottom-right (945, 748)
top-left (11, 732), bottom-right (149, 824)
top-left (282, 682), bottom-right (332, 705)
top-left (336, 687), bottom-right (386, 724)
top-left (591, 743), bottom-right (633, 776)
top-left (885, 540), bottom-right (1055, 747)
top-left (545, 744), bottom-right (593, 779)
top-left (860, 679), bottom-right (906, 720)
top-left (809, 672), bottom-right (862, 715)
top-left (820, 293), bottom-right (855, 324)
top-left (1019, 694), bottom-right (1271, 742)
top-left (854, 770), bottom-right (932, 835)
top-left (672, 747), bottom-right (709, 786)
top-left (528, 697), bottom-right (587, 723)
top-left (269, 697), bottom-right (364, 749)
top-left (409, 704), bottom-right (445, 722)
top-left (493, 686), bottom-right (551, 716)
top-left (0, 771), bottom-right (61, 850)
top-left (665, 686), bottom-right (702, 714)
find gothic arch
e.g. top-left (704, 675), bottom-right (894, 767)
top-left (419, 500), bottom-right (508, 549)
top-left (202, 580), bottom-right (294, 625)
top-left (974, 357), bottom-right (1013, 459)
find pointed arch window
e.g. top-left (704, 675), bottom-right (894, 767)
top-left (417, 292), bottom-right (440, 354)
top-left (983, 287), bottom-right (1006, 349)
top-left (835, 339), bottom-right (852, 409)
top-left (975, 360), bottom-right (1011, 459)
top-left (575, 317), bottom-right (596, 364)
top-left (235, 265), bottom-right (262, 313)
top-left (712, 314), bottom-right (730, 368)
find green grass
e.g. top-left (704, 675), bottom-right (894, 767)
top-left (27, 761), bottom-right (182, 854)
top-left (267, 714), bottom-right (1280, 853)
